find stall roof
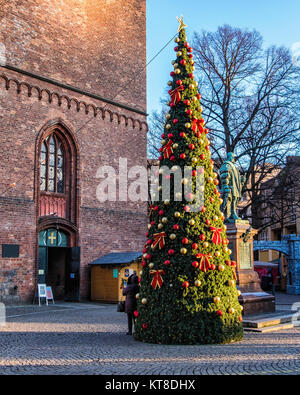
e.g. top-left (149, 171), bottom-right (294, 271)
top-left (89, 251), bottom-right (142, 266)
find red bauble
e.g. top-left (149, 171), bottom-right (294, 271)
top-left (142, 261), bottom-right (146, 267)
top-left (184, 206), bottom-right (191, 213)
top-left (180, 153), bottom-right (186, 159)
top-left (161, 133), bottom-right (165, 138)
top-left (200, 206), bottom-right (207, 213)
top-left (239, 316), bottom-right (243, 323)
top-left (189, 73), bottom-right (194, 79)
top-left (170, 103), bottom-right (175, 108)
top-left (182, 281), bottom-right (190, 288)
top-left (182, 238), bottom-right (189, 245)
top-left (192, 243), bottom-right (199, 250)
top-left (199, 234), bottom-right (206, 241)
top-left (214, 179), bottom-right (219, 186)
top-left (184, 100), bottom-right (191, 106)
top-left (143, 248), bottom-right (147, 253)
top-left (174, 46), bottom-right (179, 51)
top-left (176, 79), bottom-right (183, 85)
top-left (164, 260), bottom-right (171, 266)
top-left (205, 219), bottom-right (211, 226)
top-left (180, 132), bottom-right (186, 138)
top-left (142, 323), bottom-right (148, 329)
top-left (186, 109), bottom-right (192, 116)
top-left (226, 260), bottom-right (231, 266)
top-left (180, 59), bottom-right (187, 66)
top-left (217, 310), bottom-right (223, 317)
top-left (231, 261), bottom-right (237, 268)
top-left (146, 254), bottom-right (151, 260)
top-left (159, 210), bottom-right (164, 216)
top-left (200, 154), bottom-right (205, 160)
top-left (151, 221), bottom-right (155, 226)
top-left (134, 311), bottom-right (139, 318)
top-left (173, 119), bottom-right (179, 124)
top-left (154, 206), bottom-right (158, 211)
top-left (192, 170), bottom-right (197, 177)
top-left (189, 144), bottom-right (195, 150)
top-left (205, 128), bottom-right (209, 134)
top-left (192, 261), bottom-right (199, 268)
top-left (197, 93), bottom-right (201, 100)
top-left (159, 156), bottom-right (163, 161)
top-left (168, 133), bottom-right (174, 139)
top-left (188, 54), bottom-right (193, 58)
top-left (145, 232), bottom-right (149, 237)
top-left (184, 42), bottom-right (189, 48)
top-left (210, 264), bottom-right (216, 271)
top-left (187, 47), bottom-right (193, 53)
top-left (168, 249), bottom-right (175, 256)
top-left (210, 197), bottom-right (214, 203)
top-left (146, 240), bottom-right (152, 245)
top-left (170, 72), bottom-right (174, 77)
top-left (173, 224), bottom-right (180, 230)
top-left (170, 155), bottom-right (176, 161)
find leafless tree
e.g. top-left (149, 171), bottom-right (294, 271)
top-left (147, 25), bottom-right (300, 231)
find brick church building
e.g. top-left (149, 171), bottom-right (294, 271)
top-left (0, 0), bottom-right (148, 303)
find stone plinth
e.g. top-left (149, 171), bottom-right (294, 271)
top-left (226, 221), bottom-right (275, 315)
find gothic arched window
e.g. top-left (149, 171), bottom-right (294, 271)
top-left (40, 133), bottom-right (65, 194)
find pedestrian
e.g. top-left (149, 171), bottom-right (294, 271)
top-left (123, 274), bottom-right (139, 335)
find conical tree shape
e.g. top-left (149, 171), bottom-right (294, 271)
top-left (134, 24), bottom-right (244, 345)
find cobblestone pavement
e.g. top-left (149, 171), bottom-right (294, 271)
top-left (0, 302), bottom-right (299, 375)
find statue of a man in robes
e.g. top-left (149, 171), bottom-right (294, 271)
top-left (220, 152), bottom-right (246, 223)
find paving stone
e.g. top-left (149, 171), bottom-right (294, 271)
top-left (0, 302), bottom-right (299, 375)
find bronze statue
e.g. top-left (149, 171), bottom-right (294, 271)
top-left (219, 152), bottom-right (246, 223)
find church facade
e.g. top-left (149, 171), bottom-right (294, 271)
top-left (0, 0), bottom-right (148, 302)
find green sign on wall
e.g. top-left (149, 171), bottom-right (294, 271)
top-left (39, 229), bottom-right (68, 247)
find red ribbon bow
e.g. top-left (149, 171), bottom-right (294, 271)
top-left (210, 227), bottom-right (223, 245)
top-left (151, 232), bottom-right (167, 250)
top-left (169, 85), bottom-right (184, 106)
top-left (150, 270), bottom-right (165, 289)
top-left (162, 140), bottom-right (174, 159)
top-left (196, 254), bottom-right (212, 272)
top-left (192, 118), bottom-right (204, 134)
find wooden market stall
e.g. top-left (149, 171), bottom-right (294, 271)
top-left (89, 251), bottom-right (142, 303)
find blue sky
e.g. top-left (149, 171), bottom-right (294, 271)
top-left (146, 0), bottom-right (300, 114)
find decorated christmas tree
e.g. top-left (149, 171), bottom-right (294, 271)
top-left (134, 18), bottom-right (244, 345)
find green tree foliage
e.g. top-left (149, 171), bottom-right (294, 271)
top-left (134, 26), bottom-right (243, 345)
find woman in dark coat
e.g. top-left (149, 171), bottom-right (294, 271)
top-left (122, 274), bottom-right (139, 335)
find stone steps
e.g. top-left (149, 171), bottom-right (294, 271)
top-left (243, 310), bottom-right (299, 332)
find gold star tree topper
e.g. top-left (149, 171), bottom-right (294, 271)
top-left (177, 15), bottom-right (187, 32)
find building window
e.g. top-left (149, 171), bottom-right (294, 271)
top-left (40, 133), bottom-right (65, 193)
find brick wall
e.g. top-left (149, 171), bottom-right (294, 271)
top-left (0, 0), bottom-right (147, 303)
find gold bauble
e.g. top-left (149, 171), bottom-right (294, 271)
top-left (142, 298), bottom-right (148, 305)
top-left (165, 113), bottom-right (171, 120)
top-left (192, 157), bottom-right (198, 163)
top-left (173, 63), bottom-right (178, 68)
top-left (189, 219), bottom-right (195, 226)
top-left (157, 223), bottom-right (164, 230)
top-left (149, 263), bottom-right (154, 269)
top-left (175, 68), bottom-right (181, 74)
top-left (168, 81), bottom-right (173, 86)
top-left (169, 234), bottom-right (177, 240)
top-left (182, 178), bottom-right (188, 185)
top-left (203, 242), bottom-right (209, 248)
top-left (158, 186), bottom-right (162, 192)
top-left (175, 192), bottom-right (182, 200)
top-left (172, 60), bottom-right (176, 65)
top-left (218, 265), bottom-right (225, 272)
top-left (213, 215), bottom-right (219, 221)
top-left (228, 280), bottom-right (235, 287)
top-left (208, 177), bottom-right (213, 183)
top-left (164, 200), bottom-right (170, 205)
top-left (177, 51), bottom-right (182, 57)
top-left (143, 253), bottom-right (148, 259)
top-left (136, 293), bottom-right (140, 299)
top-left (237, 290), bottom-right (242, 296)
top-left (173, 143), bottom-right (178, 149)
top-left (192, 96), bottom-right (197, 102)
top-left (185, 122), bottom-right (191, 128)
top-left (213, 296), bottom-right (221, 304)
top-left (228, 307), bottom-right (235, 314)
top-left (223, 247), bottom-right (229, 253)
top-left (228, 249), bottom-right (232, 255)
top-left (180, 248), bottom-right (187, 255)
top-left (148, 224), bottom-right (152, 230)
top-left (195, 280), bottom-right (201, 287)
top-left (240, 305), bottom-right (244, 311)
top-left (165, 124), bottom-right (171, 130)
top-left (162, 217), bottom-right (168, 224)
top-left (215, 251), bottom-right (221, 258)
top-left (174, 211), bottom-right (181, 218)
top-left (199, 139), bottom-right (204, 145)
top-left (174, 37), bottom-right (180, 43)
top-left (189, 84), bottom-right (195, 89)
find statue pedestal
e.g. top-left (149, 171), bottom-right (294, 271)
top-left (226, 222), bottom-right (275, 316)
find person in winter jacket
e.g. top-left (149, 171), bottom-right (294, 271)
top-left (122, 274), bottom-right (139, 335)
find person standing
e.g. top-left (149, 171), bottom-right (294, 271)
top-left (123, 274), bottom-right (139, 335)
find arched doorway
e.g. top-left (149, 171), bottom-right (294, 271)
top-left (35, 120), bottom-right (80, 301)
top-left (38, 227), bottom-right (80, 301)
